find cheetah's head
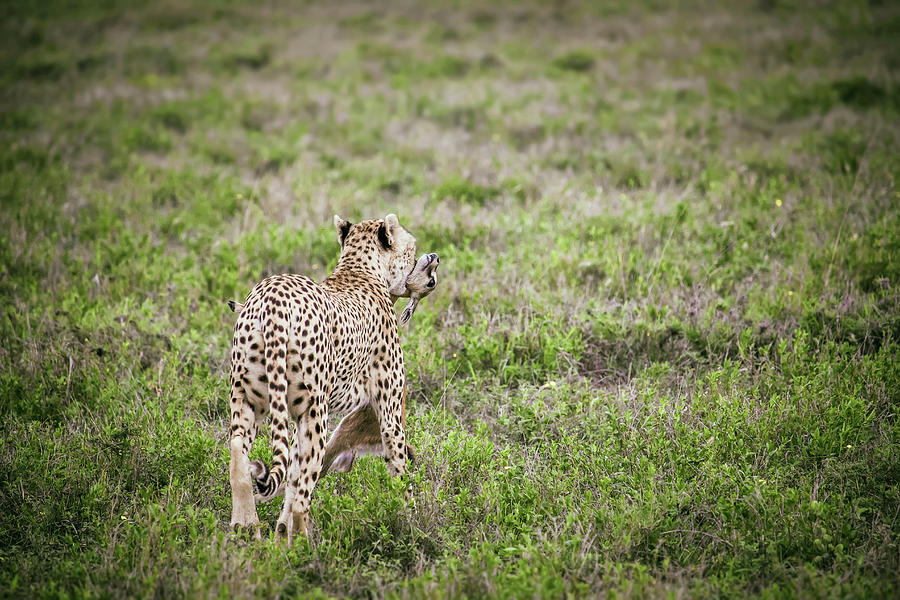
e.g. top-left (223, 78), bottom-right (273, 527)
top-left (333, 213), bottom-right (417, 296)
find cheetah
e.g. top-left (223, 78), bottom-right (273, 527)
top-left (228, 214), bottom-right (437, 543)
top-left (226, 251), bottom-right (439, 489)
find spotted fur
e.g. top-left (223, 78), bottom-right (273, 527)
top-left (231, 251), bottom-right (440, 502)
top-left (228, 214), bottom-right (419, 543)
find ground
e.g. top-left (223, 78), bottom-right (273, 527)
top-left (1, 0), bottom-right (898, 598)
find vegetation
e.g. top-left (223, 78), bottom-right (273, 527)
top-left (1, 0), bottom-right (898, 597)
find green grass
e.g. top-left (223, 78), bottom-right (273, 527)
top-left (1, 0), bottom-right (899, 598)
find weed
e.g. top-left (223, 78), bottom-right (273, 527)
top-left (124, 45), bottom-right (183, 76)
top-left (216, 42), bottom-right (273, 72)
top-left (432, 176), bottom-right (500, 207)
top-left (553, 50), bottom-right (595, 73)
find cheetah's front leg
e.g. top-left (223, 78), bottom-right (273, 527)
top-left (370, 375), bottom-right (409, 479)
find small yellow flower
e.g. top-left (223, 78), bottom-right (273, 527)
top-left (775, 198), bottom-right (782, 207)
top-left (787, 291), bottom-right (793, 296)
top-left (121, 515), bottom-right (127, 520)
top-left (846, 444), bottom-right (852, 449)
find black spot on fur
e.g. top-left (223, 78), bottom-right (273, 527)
top-left (377, 222), bottom-right (391, 249)
top-left (338, 220), bottom-right (352, 245)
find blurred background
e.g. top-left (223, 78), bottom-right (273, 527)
top-left (1, 0), bottom-right (898, 597)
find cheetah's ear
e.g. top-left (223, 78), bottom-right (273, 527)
top-left (378, 213), bottom-right (400, 250)
top-left (334, 215), bottom-right (352, 246)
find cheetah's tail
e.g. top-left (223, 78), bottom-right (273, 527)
top-left (254, 306), bottom-right (291, 503)
top-left (250, 459), bottom-right (284, 502)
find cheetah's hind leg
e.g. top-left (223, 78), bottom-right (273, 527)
top-left (228, 377), bottom-right (263, 539)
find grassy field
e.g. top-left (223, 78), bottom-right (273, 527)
top-left (1, 0), bottom-right (899, 597)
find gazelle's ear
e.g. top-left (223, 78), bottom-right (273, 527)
top-left (378, 213), bottom-right (400, 250)
top-left (334, 215), bottom-right (352, 246)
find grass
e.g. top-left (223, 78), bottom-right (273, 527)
top-left (1, 0), bottom-right (898, 597)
